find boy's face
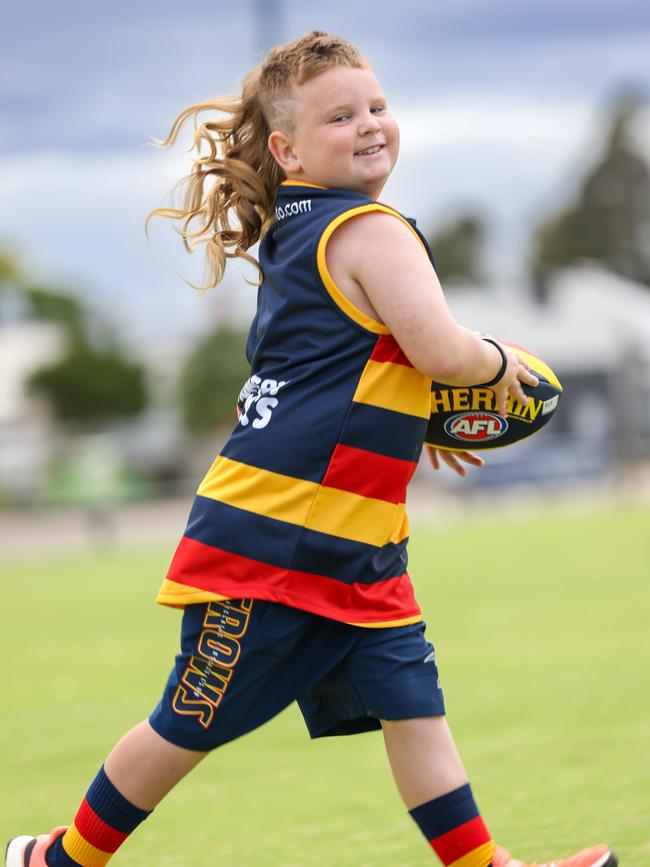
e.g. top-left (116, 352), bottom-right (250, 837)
top-left (272, 65), bottom-right (399, 199)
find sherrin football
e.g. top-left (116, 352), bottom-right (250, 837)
top-left (424, 340), bottom-right (563, 451)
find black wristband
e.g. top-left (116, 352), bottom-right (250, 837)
top-left (477, 337), bottom-right (508, 387)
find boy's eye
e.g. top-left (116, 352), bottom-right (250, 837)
top-left (371, 105), bottom-right (386, 114)
top-left (330, 114), bottom-right (349, 123)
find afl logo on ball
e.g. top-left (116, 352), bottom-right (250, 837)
top-left (444, 412), bottom-right (508, 442)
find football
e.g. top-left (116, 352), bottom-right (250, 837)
top-left (424, 339), bottom-right (563, 451)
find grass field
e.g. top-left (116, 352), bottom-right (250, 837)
top-left (1, 503), bottom-right (649, 866)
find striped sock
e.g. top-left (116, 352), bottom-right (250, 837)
top-left (45, 766), bottom-right (151, 866)
top-left (409, 783), bottom-right (495, 866)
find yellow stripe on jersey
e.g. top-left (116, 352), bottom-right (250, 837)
top-left (317, 203), bottom-right (429, 334)
top-left (62, 826), bottom-right (112, 867)
top-left (197, 456), bottom-right (409, 547)
top-left (346, 614), bottom-right (423, 627)
top-left (307, 484), bottom-right (409, 546)
top-left (157, 578), bottom-right (421, 627)
top-left (199, 455), bottom-right (316, 525)
top-left (353, 359), bottom-right (431, 418)
top-left (156, 578), bottom-right (229, 609)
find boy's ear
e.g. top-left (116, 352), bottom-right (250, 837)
top-left (267, 131), bottom-right (302, 174)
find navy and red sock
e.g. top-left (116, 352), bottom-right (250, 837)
top-left (45, 769), bottom-right (491, 866)
top-left (409, 783), bottom-right (495, 866)
top-left (46, 766), bottom-right (150, 867)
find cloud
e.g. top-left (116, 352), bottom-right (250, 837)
top-left (398, 94), bottom-right (597, 158)
top-left (1, 84), bottom-right (649, 339)
top-left (0, 143), bottom-right (257, 340)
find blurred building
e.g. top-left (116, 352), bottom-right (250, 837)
top-left (2, 263), bottom-right (650, 506)
top-left (0, 318), bottom-right (66, 503)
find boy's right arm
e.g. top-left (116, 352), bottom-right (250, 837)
top-left (325, 211), bottom-right (538, 416)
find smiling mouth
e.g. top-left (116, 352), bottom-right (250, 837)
top-left (354, 144), bottom-right (384, 156)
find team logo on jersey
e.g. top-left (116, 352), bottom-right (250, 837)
top-left (444, 411), bottom-right (508, 442)
top-left (237, 374), bottom-right (289, 430)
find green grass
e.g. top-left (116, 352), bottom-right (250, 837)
top-left (1, 503), bottom-right (649, 865)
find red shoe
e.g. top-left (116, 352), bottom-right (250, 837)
top-left (5, 827), bottom-right (67, 867)
top-left (492, 842), bottom-right (618, 867)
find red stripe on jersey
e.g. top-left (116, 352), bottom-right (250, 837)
top-left (322, 444), bottom-right (416, 504)
top-left (430, 816), bottom-right (492, 864)
top-left (73, 799), bottom-right (129, 853)
top-left (167, 536), bottom-right (420, 624)
top-left (370, 334), bottom-right (413, 367)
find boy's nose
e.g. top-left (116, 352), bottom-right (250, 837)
top-left (358, 116), bottom-right (381, 135)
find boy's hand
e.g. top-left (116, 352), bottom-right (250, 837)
top-left (427, 446), bottom-right (485, 477)
top-left (491, 347), bottom-right (539, 418)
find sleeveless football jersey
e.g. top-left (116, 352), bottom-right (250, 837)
top-left (157, 180), bottom-right (435, 626)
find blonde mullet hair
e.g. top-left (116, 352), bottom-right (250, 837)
top-left (145, 31), bottom-right (368, 291)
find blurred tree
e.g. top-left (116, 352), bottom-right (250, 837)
top-left (531, 89), bottom-right (650, 287)
top-left (0, 246), bottom-right (150, 424)
top-left (29, 343), bottom-right (148, 423)
top-left (23, 284), bottom-right (86, 340)
top-left (427, 214), bottom-right (488, 284)
top-left (0, 248), bottom-right (21, 285)
top-left (180, 327), bottom-right (250, 432)
top-left (0, 248), bottom-right (29, 321)
top-left (0, 248), bottom-right (87, 335)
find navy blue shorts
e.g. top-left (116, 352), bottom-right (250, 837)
top-left (149, 599), bottom-right (445, 751)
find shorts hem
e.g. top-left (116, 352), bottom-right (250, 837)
top-left (148, 713), bottom-right (221, 753)
top-left (304, 688), bottom-right (445, 739)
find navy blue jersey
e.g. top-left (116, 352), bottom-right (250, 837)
top-left (159, 181), bottom-right (435, 626)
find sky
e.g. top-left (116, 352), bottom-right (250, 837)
top-left (1, 0), bottom-right (649, 349)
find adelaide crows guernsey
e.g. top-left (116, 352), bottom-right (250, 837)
top-left (157, 180), bottom-right (434, 626)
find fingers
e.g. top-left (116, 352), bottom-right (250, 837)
top-left (494, 352), bottom-right (540, 418)
top-left (494, 386), bottom-right (509, 418)
top-left (520, 367), bottom-right (540, 387)
top-left (455, 450), bottom-right (486, 468)
top-left (428, 447), bottom-right (485, 476)
top-left (512, 353), bottom-right (539, 389)
top-left (508, 379), bottom-right (530, 410)
top-left (509, 358), bottom-right (539, 411)
top-left (440, 450), bottom-right (484, 477)
top-left (440, 451), bottom-right (467, 476)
